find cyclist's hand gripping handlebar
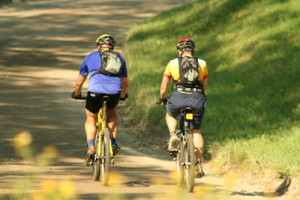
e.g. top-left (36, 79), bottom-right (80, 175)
top-left (120, 93), bottom-right (128, 101)
top-left (71, 91), bottom-right (86, 100)
top-left (156, 98), bottom-right (167, 105)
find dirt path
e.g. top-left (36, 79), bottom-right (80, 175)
top-left (0, 0), bottom-right (298, 199)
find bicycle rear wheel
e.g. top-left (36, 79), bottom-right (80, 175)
top-left (176, 140), bottom-right (184, 187)
top-left (185, 134), bottom-right (196, 192)
top-left (100, 127), bottom-right (112, 186)
top-left (93, 132), bottom-right (101, 181)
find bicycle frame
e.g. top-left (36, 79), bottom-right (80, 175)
top-left (95, 98), bottom-right (113, 159)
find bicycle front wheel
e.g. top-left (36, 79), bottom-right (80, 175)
top-left (185, 134), bottom-right (196, 193)
top-left (176, 140), bottom-right (184, 187)
top-left (100, 127), bottom-right (112, 186)
top-left (93, 132), bottom-right (101, 181)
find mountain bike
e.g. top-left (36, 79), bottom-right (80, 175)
top-left (73, 95), bottom-right (114, 186)
top-left (157, 101), bottom-right (197, 192)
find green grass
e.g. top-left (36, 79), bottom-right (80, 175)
top-left (124, 0), bottom-right (300, 176)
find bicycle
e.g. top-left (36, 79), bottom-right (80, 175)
top-left (157, 100), bottom-right (197, 192)
top-left (73, 95), bottom-right (115, 186)
top-left (92, 96), bottom-right (114, 185)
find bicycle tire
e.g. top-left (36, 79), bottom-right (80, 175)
top-left (176, 139), bottom-right (184, 187)
top-left (185, 134), bottom-right (196, 192)
top-left (93, 132), bottom-right (101, 181)
top-left (100, 127), bottom-right (111, 186)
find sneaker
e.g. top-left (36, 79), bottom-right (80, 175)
top-left (112, 144), bottom-right (120, 156)
top-left (111, 138), bottom-right (120, 156)
top-left (85, 146), bottom-right (95, 166)
top-left (195, 164), bottom-right (205, 178)
top-left (169, 151), bottom-right (177, 159)
top-left (168, 133), bottom-right (180, 151)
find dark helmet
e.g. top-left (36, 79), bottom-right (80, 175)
top-left (176, 37), bottom-right (196, 50)
top-left (96, 34), bottom-right (116, 50)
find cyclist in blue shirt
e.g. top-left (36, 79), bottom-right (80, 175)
top-left (72, 34), bottom-right (128, 165)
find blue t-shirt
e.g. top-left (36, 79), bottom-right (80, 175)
top-left (79, 51), bottom-right (127, 94)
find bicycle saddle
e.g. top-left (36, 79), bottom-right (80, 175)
top-left (180, 107), bottom-right (195, 113)
top-left (103, 96), bottom-right (109, 101)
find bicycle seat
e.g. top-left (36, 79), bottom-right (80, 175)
top-left (180, 107), bottom-right (195, 113)
top-left (103, 96), bottom-right (109, 101)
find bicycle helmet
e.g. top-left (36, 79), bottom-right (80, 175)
top-left (176, 37), bottom-right (196, 50)
top-left (96, 34), bottom-right (116, 50)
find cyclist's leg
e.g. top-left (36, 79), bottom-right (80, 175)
top-left (189, 92), bottom-right (206, 162)
top-left (165, 112), bottom-right (177, 134)
top-left (191, 129), bottom-right (205, 177)
top-left (191, 129), bottom-right (204, 162)
top-left (106, 93), bottom-right (120, 139)
top-left (166, 92), bottom-right (181, 151)
top-left (188, 92), bottom-right (206, 176)
top-left (84, 109), bottom-right (97, 164)
top-left (166, 92), bottom-right (180, 134)
top-left (106, 93), bottom-right (121, 154)
top-left (166, 113), bottom-right (180, 153)
top-left (85, 92), bottom-right (103, 163)
top-left (85, 92), bottom-right (103, 146)
top-left (107, 108), bottom-right (118, 138)
top-left (85, 109), bottom-right (98, 144)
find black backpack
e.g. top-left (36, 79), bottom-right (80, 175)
top-left (91, 50), bottom-right (122, 77)
top-left (177, 56), bottom-right (201, 88)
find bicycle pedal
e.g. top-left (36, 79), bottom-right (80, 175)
top-left (113, 146), bottom-right (120, 156)
top-left (86, 160), bottom-right (94, 167)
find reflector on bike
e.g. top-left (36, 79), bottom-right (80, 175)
top-left (186, 113), bottom-right (193, 120)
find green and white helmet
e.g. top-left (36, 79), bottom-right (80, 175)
top-left (96, 34), bottom-right (116, 50)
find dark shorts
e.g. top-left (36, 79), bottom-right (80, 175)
top-left (167, 91), bottom-right (206, 130)
top-left (86, 92), bottom-right (120, 114)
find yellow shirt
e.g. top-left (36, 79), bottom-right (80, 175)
top-left (163, 56), bottom-right (208, 82)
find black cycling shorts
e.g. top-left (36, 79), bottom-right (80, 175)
top-left (85, 92), bottom-right (120, 114)
top-left (166, 91), bottom-right (206, 130)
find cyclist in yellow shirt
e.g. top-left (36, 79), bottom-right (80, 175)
top-left (159, 37), bottom-right (207, 177)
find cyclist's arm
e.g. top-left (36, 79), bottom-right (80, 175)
top-left (75, 74), bottom-right (87, 96)
top-left (160, 75), bottom-right (171, 100)
top-left (200, 60), bottom-right (208, 95)
top-left (202, 78), bottom-right (207, 95)
top-left (120, 77), bottom-right (128, 98)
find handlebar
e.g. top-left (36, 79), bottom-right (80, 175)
top-left (156, 98), bottom-right (167, 105)
top-left (73, 96), bottom-right (87, 100)
top-left (119, 93), bottom-right (128, 101)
